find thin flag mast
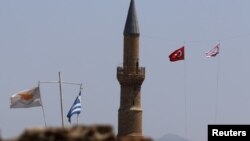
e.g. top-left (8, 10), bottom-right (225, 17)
top-left (58, 72), bottom-right (64, 127)
top-left (39, 72), bottom-right (82, 128)
top-left (0, 128), bottom-right (2, 141)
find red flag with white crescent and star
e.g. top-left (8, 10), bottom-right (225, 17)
top-left (169, 46), bottom-right (185, 62)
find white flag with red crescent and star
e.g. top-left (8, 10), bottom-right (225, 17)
top-left (10, 86), bottom-right (42, 108)
top-left (206, 44), bottom-right (220, 57)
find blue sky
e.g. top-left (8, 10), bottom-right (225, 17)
top-left (1, 0), bottom-right (250, 141)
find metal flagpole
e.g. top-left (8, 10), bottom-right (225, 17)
top-left (77, 114), bottom-right (79, 126)
top-left (0, 128), bottom-right (2, 141)
top-left (58, 72), bottom-right (64, 128)
top-left (80, 83), bottom-right (83, 91)
top-left (183, 43), bottom-right (188, 138)
top-left (77, 84), bottom-right (82, 126)
top-left (38, 82), bottom-right (47, 127)
top-left (39, 72), bottom-right (83, 127)
top-left (214, 50), bottom-right (221, 123)
top-left (41, 105), bottom-right (47, 127)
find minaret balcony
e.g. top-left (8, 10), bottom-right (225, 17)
top-left (117, 66), bottom-right (145, 86)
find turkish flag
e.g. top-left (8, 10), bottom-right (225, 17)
top-left (169, 46), bottom-right (185, 62)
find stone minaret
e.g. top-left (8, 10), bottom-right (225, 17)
top-left (117, 0), bottom-right (145, 138)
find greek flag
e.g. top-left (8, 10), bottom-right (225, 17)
top-left (67, 91), bottom-right (81, 123)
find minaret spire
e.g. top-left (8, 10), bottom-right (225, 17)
top-left (124, 0), bottom-right (140, 36)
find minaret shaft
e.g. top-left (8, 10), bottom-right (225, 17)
top-left (123, 36), bottom-right (140, 73)
top-left (117, 35), bottom-right (145, 136)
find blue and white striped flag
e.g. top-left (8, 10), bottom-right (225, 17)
top-left (67, 91), bottom-right (81, 123)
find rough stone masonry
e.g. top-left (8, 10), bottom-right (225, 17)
top-left (4, 125), bottom-right (152, 141)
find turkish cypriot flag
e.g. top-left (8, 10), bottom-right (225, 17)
top-left (10, 86), bottom-right (42, 108)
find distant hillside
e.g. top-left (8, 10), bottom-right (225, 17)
top-left (156, 134), bottom-right (191, 141)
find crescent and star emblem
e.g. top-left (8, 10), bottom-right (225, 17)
top-left (175, 50), bottom-right (182, 58)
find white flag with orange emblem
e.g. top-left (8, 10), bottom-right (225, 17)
top-left (10, 86), bottom-right (42, 108)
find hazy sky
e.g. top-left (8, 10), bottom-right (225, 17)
top-left (1, 0), bottom-right (250, 141)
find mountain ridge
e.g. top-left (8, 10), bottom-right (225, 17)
top-left (156, 134), bottom-right (191, 141)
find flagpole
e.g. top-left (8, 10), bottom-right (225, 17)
top-left (0, 128), bottom-right (2, 141)
top-left (38, 82), bottom-right (47, 127)
top-left (41, 106), bottom-right (47, 127)
top-left (183, 45), bottom-right (188, 139)
top-left (39, 73), bottom-right (82, 126)
top-left (214, 50), bottom-right (221, 123)
top-left (77, 114), bottom-right (79, 126)
top-left (77, 84), bottom-right (82, 126)
top-left (58, 72), bottom-right (65, 128)
top-left (80, 83), bottom-right (83, 91)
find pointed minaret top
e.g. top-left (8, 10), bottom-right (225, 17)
top-left (124, 0), bottom-right (140, 36)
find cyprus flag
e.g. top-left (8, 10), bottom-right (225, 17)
top-left (10, 86), bottom-right (42, 108)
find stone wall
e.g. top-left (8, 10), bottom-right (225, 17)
top-left (4, 125), bottom-right (152, 141)
top-left (15, 125), bottom-right (114, 141)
